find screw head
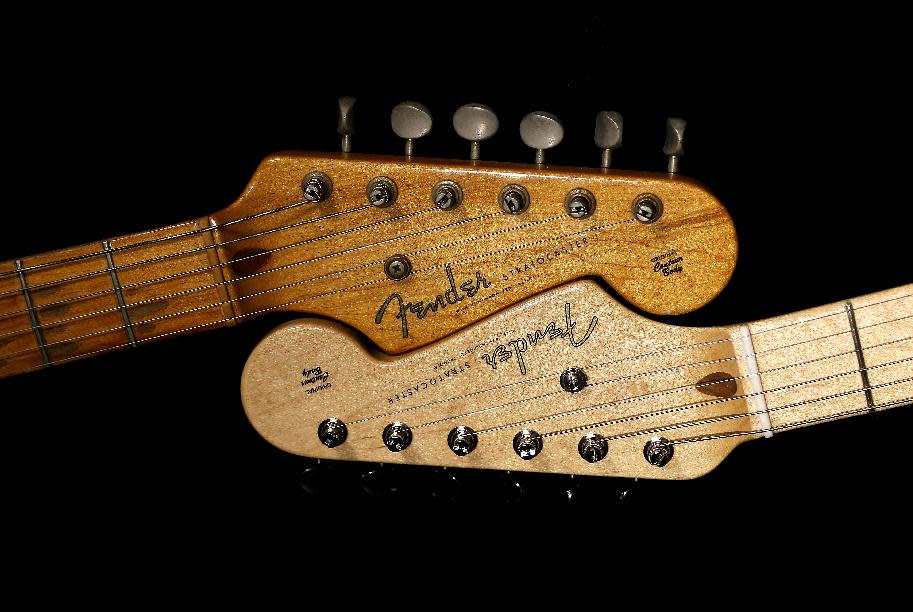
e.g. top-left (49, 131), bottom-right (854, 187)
top-left (382, 421), bottom-right (413, 453)
top-left (499, 184), bottom-right (530, 215)
top-left (512, 429), bottom-right (543, 460)
top-left (367, 176), bottom-right (398, 208)
top-left (633, 193), bottom-right (663, 224)
top-left (301, 172), bottom-right (332, 203)
top-left (384, 254), bottom-right (412, 281)
top-left (448, 425), bottom-right (478, 456)
top-left (643, 436), bottom-right (674, 467)
top-left (317, 417), bottom-right (348, 448)
top-left (432, 180), bottom-right (463, 211)
top-left (560, 367), bottom-right (588, 393)
top-left (565, 188), bottom-right (596, 220)
top-left (578, 433), bottom-right (609, 463)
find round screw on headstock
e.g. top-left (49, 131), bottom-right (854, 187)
top-left (391, 101), bottom-right (432, 157)
top-left (663, 117), bottom-right (686, 173)
top-left (594, 111), bottom-right (623, 168)
top-left (453, 103), bottom-right (499, 160)
top-left (520, 111), bottom-right (564, 164)
top-left (337, 96), bottom-right (356, 153)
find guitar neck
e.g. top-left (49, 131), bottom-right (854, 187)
top-left (739, 285), bottom-right (913, 437)
top-left (0, 216), bottom-right (236, 378)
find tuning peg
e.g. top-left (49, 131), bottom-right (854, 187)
top-left (391, 101), bottom-right (432, 157)
top-left (337, 96), bottom-right (356, 153)
top-left (594, 111), bottom-right (623, 168)
top-left (520, 111), bottom-right (563, 164)
top-left (663, 117), bottom-right (686, 173)
top-left (453, 103), bottom-right (499, 160)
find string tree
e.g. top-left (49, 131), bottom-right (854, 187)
top-left (594, 111), bottom-right (623, 168)
top-left (453, 103), bottom-right (499, 160)
top-left (337, 96), bottom-right (356, 153)
top-left (520, 111), bottom-right (563, 164)
top-left (391, 101), bottom-right (433, 157)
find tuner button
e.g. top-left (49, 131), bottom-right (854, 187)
top-left (453, 103), bottom-right (499, 160)
top-left (520, 111), bottom-right (563, 164)
top-left (594, 111), bottom-right (623, 168)
top-left (391, 101), bottom-right (433, 157)
top-left (663, 117), bottom-right (686, 173)
top-left (301, 171), bottom-right (333, 203)
top-left (643, 436), bottom-right (674, 467)
top-left (337, 96), bottom-right (356, 153)
top-left (513, 429), bottom-right (543, 460)
top-left (317, 417), bottom-right (348, 448)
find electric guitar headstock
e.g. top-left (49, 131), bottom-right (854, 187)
top-left (0, 100), bottom-right (736, 377)
top-left (241, 280), bottom-right (913, 479)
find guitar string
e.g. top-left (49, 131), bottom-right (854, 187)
top-left (538, 363), bottom-right (913, 440)
top-left (0, 217), bottom-right (631, 367)
top-left (666, 395), bottom-right (912, 446)
top-left (0, 206), bottom-right (525, 339)
top-left (749, 292), bottom-right (913, 336)
top-left (405, 337), bottom-right (912, 431)
top-left (0, 201), bottom-right (421, 313)
top-left (0, 195), bottom-right (322, 282)
top-left (347, 299), bottom-right (913, 426)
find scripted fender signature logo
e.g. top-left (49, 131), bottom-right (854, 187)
top-left (375, 264), bottom-right (492, 338)
top-left (481, 302), bottom-right (598, 375)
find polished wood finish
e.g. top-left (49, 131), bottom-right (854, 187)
top-left (0, 153), bottom-right (736, 378)
top-left (241, 281), bottom-right (912, 479)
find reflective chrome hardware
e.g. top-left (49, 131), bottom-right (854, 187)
top-left (633, 193), bottom-right (663, 224)
top-left (565, 189), bottom-right (596, 220)
top-left (499, 184), bottom-right (530, 215)
top-left (391, 101), bottom-right (433, 157)
top-left (367, 176), bottom-right (398, 208)
top-left (301, 172), bottom-right (333, 203)
top-left (578, 433), bottom-right (609, 463)
top-left (520, 111), bottom-right (564, 164)
top-left (559, 367), bottom-right (589, 393)
top-left (382, 421), bottom-right (413, 452)
top-left (448, 425), bottom-right (478, 456)
top-left (337, 96), bottom-right (356, 153)
top-left (594, 111), bottom-right (623, 168)
top-left (384, 254), bottom-right (412, 281)
top-left (643, 436), bottom-right (674, 467)
top-left (432, 180), bottom-right (463, 211)
top-left (663, 117), bottom-right (686, 173)
top-left (513, 429), bottom-right (543, 460)
top-left (453, 103), bottom-right (499, 160)
top-left (317, 417), bottom-right (348, 448)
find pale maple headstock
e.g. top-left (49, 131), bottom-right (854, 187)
top-left (214, 152), bottom-right (737, 355)
top-left (240, 280), bottom-right (754, 479)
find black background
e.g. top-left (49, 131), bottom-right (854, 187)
top-left (2, 12), bottom-right (912, 531)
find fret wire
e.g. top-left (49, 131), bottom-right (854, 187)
top-left (845, 301), bottom-right (874, 409)
top-left (102, 240), bottom-right (137, 348)
top-left (14, 260), bottom-right (50, 367)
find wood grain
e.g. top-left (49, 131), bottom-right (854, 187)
top-left (0, 152), bottom-right (737, 378)
top-left (241, 281), bottom-right (912, 479)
